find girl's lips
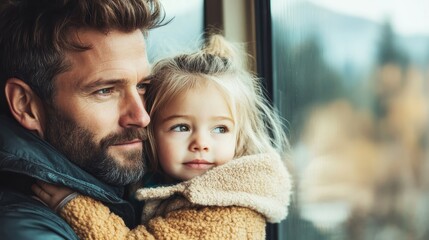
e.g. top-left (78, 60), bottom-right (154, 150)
top-left (183, 159), bottom-right (214, 170)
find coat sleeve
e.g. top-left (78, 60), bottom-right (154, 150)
top-left (0, 190), bottom-right (79, 240)
top-left (60, 195), bottom-right (155, 240)
top-left (0, 211), bottom-right (78, 240)
top-left (61, 195), bottom-right (267, 240)
top-left (147, 206), bottom-right (267, 240)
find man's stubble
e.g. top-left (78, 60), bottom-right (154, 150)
top-left (44, 106), bottom-right (147, 186)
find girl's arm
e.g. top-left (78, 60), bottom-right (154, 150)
top-left (32, 181), bottom-right (267, 240)
top-left (32, 181), bottom-right (154, 240)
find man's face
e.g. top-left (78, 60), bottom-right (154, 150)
top-left (45, 29), bottom-right (151, 186)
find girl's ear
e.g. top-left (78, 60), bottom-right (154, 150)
top-left (4, 78), bottom-right (46, 137)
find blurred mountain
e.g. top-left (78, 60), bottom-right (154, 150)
top-left (274, 1), bottom-right (429, 78)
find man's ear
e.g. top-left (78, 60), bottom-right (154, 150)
top-left (4, 78), bottom-right (45, 137)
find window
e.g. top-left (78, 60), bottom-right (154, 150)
top-left (268, 0), bottom-right (429, 239)
top-left (147, 0), bottom-right (204, 62)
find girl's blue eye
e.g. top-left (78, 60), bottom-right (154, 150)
top-left (171, 124), bottom-right (190, 132)
top-left (213, 126), bottom-right (228, 133)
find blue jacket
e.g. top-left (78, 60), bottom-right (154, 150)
top-left (0, 115), bottom-right (136, 239)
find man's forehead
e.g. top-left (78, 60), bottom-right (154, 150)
top-left (70, 27), bottom-right (144, 40)
top-left (55, 30), bottom-right (150, 91)
top-left (69, 29), bottom-right (145, 53)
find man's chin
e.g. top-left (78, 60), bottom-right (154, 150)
top-left (92, 157), bottom-right (145, 186)
top-left (107, 149), bottom-right (143, 167)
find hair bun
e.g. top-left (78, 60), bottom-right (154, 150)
top-left (203, 35), bottom-right (234, 59)
top-left (203, 34), bottom-right (245, 70)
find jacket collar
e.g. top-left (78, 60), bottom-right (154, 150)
top-left (0, 115), bottom-right (127, 204)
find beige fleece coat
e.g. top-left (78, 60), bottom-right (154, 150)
top-left (60, 153), bottom-right (292, 240)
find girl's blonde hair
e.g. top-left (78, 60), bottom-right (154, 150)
top-left (145, 34), bottom-right (289, 172)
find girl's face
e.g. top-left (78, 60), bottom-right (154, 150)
top-left (153, 84), bottom-right (237, 181)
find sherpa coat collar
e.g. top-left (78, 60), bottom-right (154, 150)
top-left (136, 153), bottom-right (292, 223)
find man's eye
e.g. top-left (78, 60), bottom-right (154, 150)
top-left (137, 82), bottom-right (149, 95)
top-left (213, 126), bottom-right (228, 134)
top-left (171, 124), bottom-right (190, 132)
top-left (95, 88), bottom-right (114, 95)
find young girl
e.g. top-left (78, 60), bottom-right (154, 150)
top-left (33, 35), bottom-right (292, 239)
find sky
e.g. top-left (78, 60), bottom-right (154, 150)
top-left (307, 0), bottom-right (429, 35)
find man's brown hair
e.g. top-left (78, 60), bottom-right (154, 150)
top-left (0, 0), bottom-right (164, 114)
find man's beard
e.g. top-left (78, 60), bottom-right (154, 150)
top-left (44, 107), bottom-right (147, 186)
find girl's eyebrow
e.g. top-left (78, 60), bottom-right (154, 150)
top-left (161, 115), bottom-right (234, 124)
top-left (161, 114), bottom-right (189, 123)
top-left (212, 116), bottom-right (234, 123)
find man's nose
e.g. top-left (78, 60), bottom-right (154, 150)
top-left (119, 90), bottom-right (150, 128)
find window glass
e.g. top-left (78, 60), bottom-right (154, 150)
top-left (147, 0), bottom-right (204, 62)
top-left (272, 0), bottom-right (429, 239)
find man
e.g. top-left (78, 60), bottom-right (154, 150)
top-left (0, 0), bottom-right (163, 239)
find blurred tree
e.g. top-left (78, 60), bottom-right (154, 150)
top-left (373, 21), bottom-right (410, 120)
top-left (274, 35), bottom-right (343, 143)
top-left (377, 21), bottom-right (409, 67)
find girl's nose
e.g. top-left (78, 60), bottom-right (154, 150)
top-left (189, 132), bottom-right (209, 152)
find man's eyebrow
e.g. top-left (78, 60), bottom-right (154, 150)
top-left (81, 79), bottom-right (125, 91)
top-left (142, 75), bottom-right (155, 83)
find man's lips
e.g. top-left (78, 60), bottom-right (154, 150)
top-left (110, 139), bottom-right (142, 149)
top-left (112, 139), bottom-right (142, 145)
top-left (183, 159), bottom-right (214, 170)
